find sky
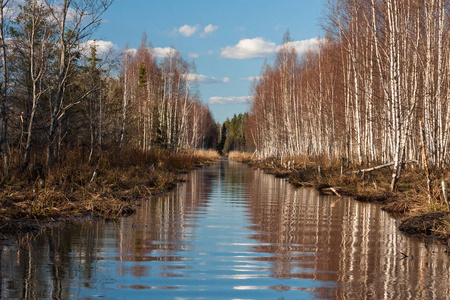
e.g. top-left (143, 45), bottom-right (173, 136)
top-left (92, 0), bottom-right (326, 123)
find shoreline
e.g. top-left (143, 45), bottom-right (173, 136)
top-left (0, 149), bottom-right (220, 237)
top-left (230, 153), bottom-right (450, 247)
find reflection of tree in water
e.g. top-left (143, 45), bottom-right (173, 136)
top-left (116, 165), bottom-right (217, 278)
top-left (1, 223), bottom-right (104, 299)
top-left (246, 170), bottom-right (450, 299)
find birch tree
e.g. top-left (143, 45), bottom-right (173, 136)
top-left (0, 0), bottom-right (9, 174)
top-left (12, 0), bottom-right (56, 169)
top-left (44, 0), bottom-right (114, 167)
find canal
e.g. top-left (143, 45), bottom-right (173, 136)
top-left (1, 160), bottom-right (449, 299)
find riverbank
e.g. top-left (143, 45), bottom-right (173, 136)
top-left (0, 148), bottom-right (220, 235)
top-left (228, 151), bottom-right (450, 246)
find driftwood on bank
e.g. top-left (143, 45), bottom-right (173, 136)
top-left (328, 187), bottom-right (342, 198)
top-left (345, 160), bottom-right (418, 175)
top-left (320, 186), bottom-right (348, 197)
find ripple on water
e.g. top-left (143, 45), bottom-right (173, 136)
top-left (2, 161), bottom-right (449, 299)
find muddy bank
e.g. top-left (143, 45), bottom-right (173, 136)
top-left (0, 149), bottom-right (220, 236)
top-left (231, 154), bottom-right (450, 246)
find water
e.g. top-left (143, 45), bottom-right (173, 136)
top-left (1, 160), bottom-right (449, 299)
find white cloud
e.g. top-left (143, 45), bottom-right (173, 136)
top-left (153, 47), bottom-right (176, 58)
top-left (221, 37), bottom-right (321, 59)
top-left (221, 37), bottom-right (277, 59)
top-left (185, 73), bottom-right (230, 84)
top-left (80, 40), bottom-right (119, 57)
top-left (278, 38), bottom-right (321, 54)
top-left (240, 76), bottom-right (262, 81)
top-left (178, 24), bottom-right (200, 37)
top-left (209, 96), bottom-right (253, 104)
top-left (200, 24), bottom-right (218, 37)
top-left (188, 52), bottom-right (199, 58)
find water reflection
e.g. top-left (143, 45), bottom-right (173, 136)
top-left (1, 160), bottom-right (449, 299)
top-left (247, 169), bottom-right (450, 299)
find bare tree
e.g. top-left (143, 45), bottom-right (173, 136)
top-left (13, 0), bottom-right (57, 169)
top-left (44, 0), bottom-right (114, 167)
top-left (0, 0), bottom-right (10, 175)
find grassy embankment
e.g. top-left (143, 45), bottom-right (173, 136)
top-left (228, 151), bottom-right (450, 245)
top-left (0, 148), bottom-right (220, 234)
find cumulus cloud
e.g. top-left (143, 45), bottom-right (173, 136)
top-left (174, 24), bottom-right (218, 38)
top-left (153, 47), bottom-right (176, 58)
top-left (185, 73), bottom-right (230, 84)
top-left (278, 38), bottom-right (321, 54)
top-left (221, 38), bottom-right (277, 59)
top-left (209, 96), bottom-right (253, 104)
top-left (188, 52), bottom-right (199, 58)
top-left (178, 24), bottom-right (200, 37)
top-left (80, 40), bottom-right (119, 57)
top-left (200, 24), bottom-right (218, 37)
top-left (221, 37), bottom-right (321, 59)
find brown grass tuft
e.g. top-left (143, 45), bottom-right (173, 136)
top-left (228, 151), bottom-right (253, 162)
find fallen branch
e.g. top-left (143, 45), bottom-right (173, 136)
top-left (345, 160), bottom-right (418, 175)
top-left (329, 187), bottom-right (342, 198)
top-left (321, 187), bottom-right (342, 197)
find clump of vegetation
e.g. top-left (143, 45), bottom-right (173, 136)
top-left (193, 149), bottom-right (222, 161)
top-left (399, 212), bottom-right (450, 242)
top-left (228, 151), bottom-right (253, 162)
top-left (0, 148), bottom-right (220, 234)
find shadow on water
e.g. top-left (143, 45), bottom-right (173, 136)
top-left (1, 160), bottom-right (449, 299)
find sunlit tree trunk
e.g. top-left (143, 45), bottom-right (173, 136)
top-left (0, 0), bottom-right (9, 175)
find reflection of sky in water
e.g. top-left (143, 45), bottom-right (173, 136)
top-left (1, 161), bottom-right (449, 299)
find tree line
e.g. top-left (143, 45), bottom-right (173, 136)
top-left (121, 37), bottom-right (216, 153)
top-left (0, 0), bottom-right (217, 178)
top-left (248, 0), bottom-right (450, 190)
top-left (217, 113), bottom-right (248, 155)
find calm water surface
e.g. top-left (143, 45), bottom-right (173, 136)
top-left (1, 160), bottom-right (449, 299)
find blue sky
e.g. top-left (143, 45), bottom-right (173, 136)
top-left (93, 0), bottom-right (326, 123)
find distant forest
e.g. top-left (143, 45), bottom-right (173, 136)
top-left (217, 113), bottom-right (248, 155)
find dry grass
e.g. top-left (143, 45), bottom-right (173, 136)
top-left (228, 151), bottom-right (253, 162)
top-left (193, 149), bottom-right (222, 161)
top-left (0, 147), bottom-right (219, 234)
